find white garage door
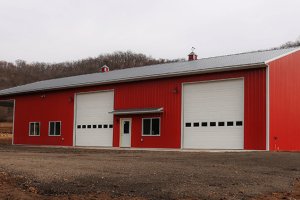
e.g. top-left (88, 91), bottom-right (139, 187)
top-left (183, 79), bottom-right (244, 149)
top-left (75, 91), bottom-right (114, 147)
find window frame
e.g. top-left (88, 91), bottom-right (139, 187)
top-left (142, 117), bottom-right (161, 136)
top-left (29, 122), bottom-right (40, 136)
top-left (48, 121), bottom-right (62, 136)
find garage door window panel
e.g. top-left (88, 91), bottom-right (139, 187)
top-left (185, 122), bottom-right (192, 127)
top-left (193, 122), bottom-right (200, 127)
top-left (218, 122), bottom-right (225, 126)
top-left (236, 121), bottom-right (243, 126)
top-left (210, 122), bottom-right (216, 127)
top-left (227, 121), bottom-right (234, 126)
top-left (201, 122), bottom-right (208, 127)
top-left (49, 121), bottom-right (61, 136)
top-left (142, 118), bottom-right (160, 136)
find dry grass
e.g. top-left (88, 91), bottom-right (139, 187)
top-left (0, 134), bottom-right (12, 145)
top-left (0, 122), bottom-right (13, 134)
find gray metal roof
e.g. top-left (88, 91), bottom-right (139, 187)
top-left (0, 47), bottom-right (299, 97)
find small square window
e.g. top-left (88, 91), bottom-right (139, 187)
top-left (109, 124), bottom-right (113, 128)
top-left (185, 122), bottom-right (192, 127)
top-left (236, 121), bottom-right (243, 126)
top-left (210, 122), bottom-right (216, 127)
top-left (201, 122), bottom-right (208, 127)
top-left (98, 125), bottom-right (102, 128)
top-left (49, 121), bottom-right (61, 136)
top-left (193, 122), bottom-right (200, 127)
top-left (143, 118), bottom-right (160, 136)
top-left (82, 125), bottom-right (86, 129)
top-left (29, 122), bottom-right (40, 136)
top-left (87, 125), bottom-right (91, 129)
top-left (93, 125), bottom-right (97, 129)
top-left (227, 121), bottom-right (234, 126)
top-left (103, 124), bottom-right (108, 128)
top-left (218, 122), bottom-right (225, 126)
top-left (77, 125), bottom-right (81, 129)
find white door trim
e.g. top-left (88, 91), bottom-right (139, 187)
top-left (73, 93), bottom-right (77, 147)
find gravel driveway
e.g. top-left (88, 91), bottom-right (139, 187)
top-left (0, 140), bottom-right (299, 200)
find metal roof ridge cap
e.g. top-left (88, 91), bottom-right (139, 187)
top-left (265, 47), bottom-right (300, 64)
top-left (186, 47), bottom-right (298, 61)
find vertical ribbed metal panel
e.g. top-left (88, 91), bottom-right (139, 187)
top-left (269, 50), bottom-right (300, 151)
top-left (243, 68), bottom-right (266, 150)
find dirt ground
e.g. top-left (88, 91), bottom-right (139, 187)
top-left (0, 137), bottom-right (299, 200)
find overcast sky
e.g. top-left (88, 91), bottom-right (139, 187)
top-left (0, 0), bottom-right (300, 63)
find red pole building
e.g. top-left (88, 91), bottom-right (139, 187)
top-left (0, 47), bottom-right (299, 151)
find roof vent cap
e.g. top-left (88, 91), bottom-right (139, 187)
top-left (101, 65), bottom-right (109, 73)
top-left (188, 47), bottom-right (198, 61)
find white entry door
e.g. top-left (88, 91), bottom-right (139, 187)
top-left (120, 118), bottom-right (131, 147)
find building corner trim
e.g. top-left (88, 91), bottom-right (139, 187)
top-left (266, 64), bottom-right (270, 151)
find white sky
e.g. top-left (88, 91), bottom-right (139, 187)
top-left (0, 0), bottom-right (300, 63)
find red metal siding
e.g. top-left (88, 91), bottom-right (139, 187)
top-left (13, 91), bottom-right (74, 146)
top-left (8, 67), bottom-right (266, 149)
top-left (269, 50), bottom-right (300, 151)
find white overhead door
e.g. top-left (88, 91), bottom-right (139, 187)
top-left (75, 91), bottom-right (114, 147)
top-left (183, 79), bottom-right (244, 149)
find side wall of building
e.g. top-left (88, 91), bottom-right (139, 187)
top-left (9, 68), bottom-right (266, 149)
top-left (269, 50), bottom-right (300, 151)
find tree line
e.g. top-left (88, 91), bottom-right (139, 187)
top-left (0, 51), bottom-right (183, 90)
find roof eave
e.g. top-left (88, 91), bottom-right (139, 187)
top-left (0, 62), bottom-right (266, 97)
